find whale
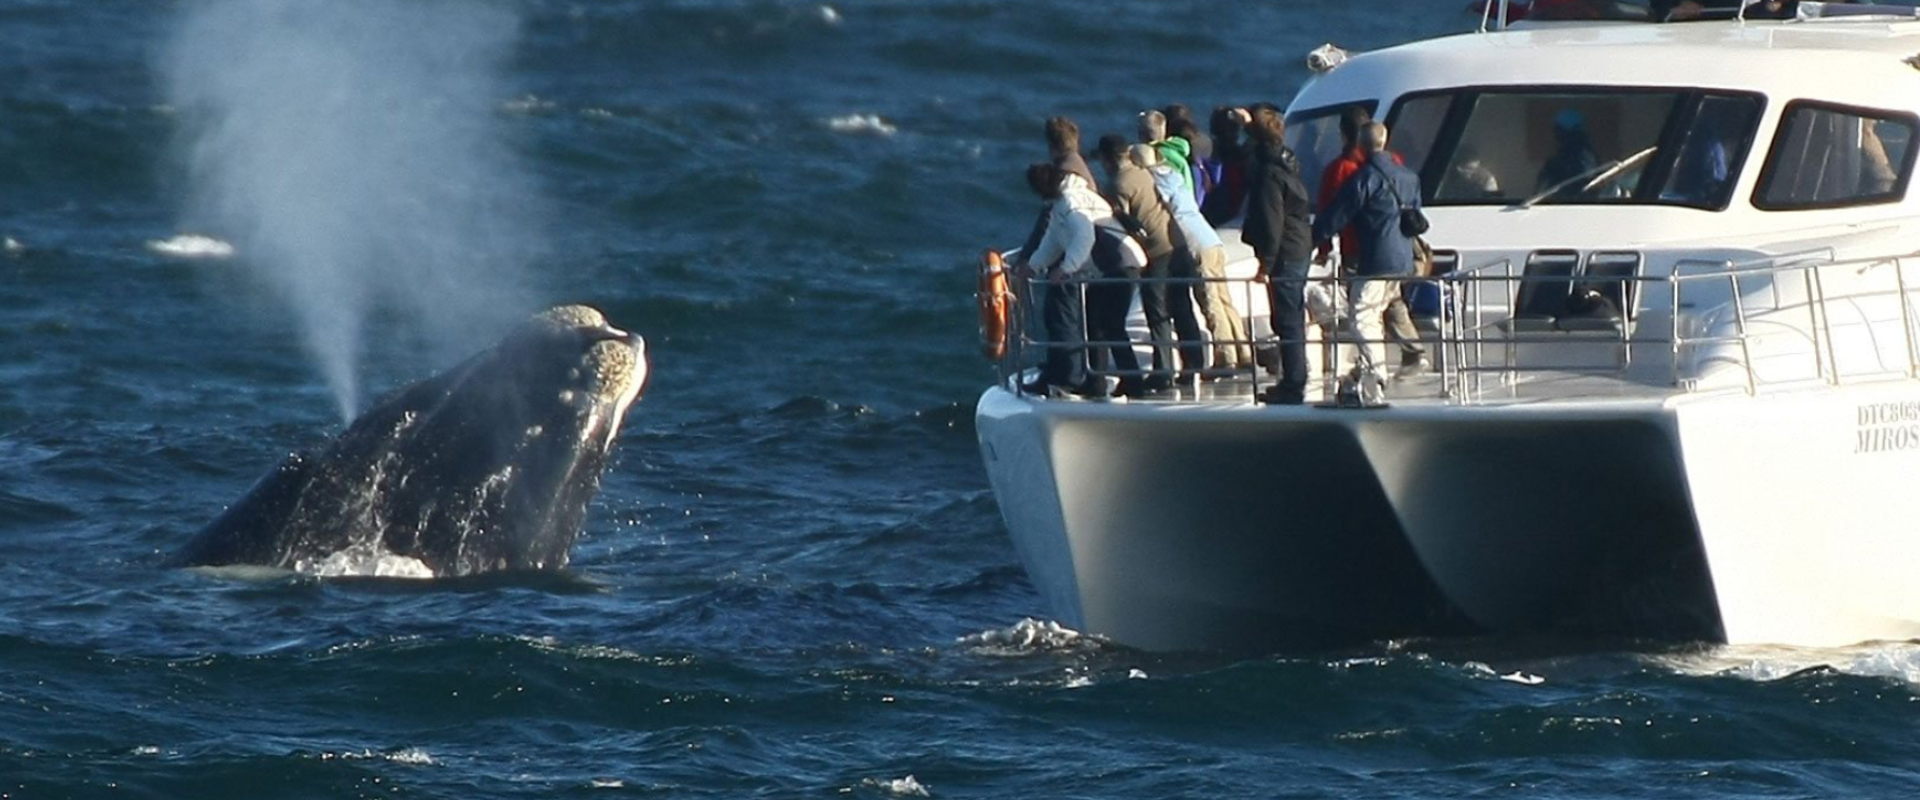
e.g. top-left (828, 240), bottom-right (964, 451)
top-left (176, 305), bottom-right (648, 577)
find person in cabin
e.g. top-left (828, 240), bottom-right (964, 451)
top-left (1098, 134), bottom-right (1205, 387)
top-left (1243, 108), bottom-right (1316, 405)
top-left (1318, 106), bottom-right (1430, 375)
top-left (1137, 110), bottom-right (1192, 198)
top-left (1534, 108), bottom-right (1604, 201)
top-left (1203, 105), bottom-right (1251, 225)
top-left (1652, 0), bottom-right (1797, 21)
top-left (1011, 163), bottom-right (1107, 399)
top-left (1312, 121), bottom-right (1423, 401)
top-left (1136, 143), bottom-right (1251, 373)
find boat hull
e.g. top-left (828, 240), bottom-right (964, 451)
top-left (977, 380), bottom-right (1920, 651)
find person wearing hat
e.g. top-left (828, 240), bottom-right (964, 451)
top-left (1535, 108), bottom-right (1603, 202)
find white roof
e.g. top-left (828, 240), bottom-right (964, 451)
top-left (1297, 19), bottom-right (1920, 110)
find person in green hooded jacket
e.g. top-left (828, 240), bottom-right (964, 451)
top-left (1137, 110), bottom-right (1191, 197)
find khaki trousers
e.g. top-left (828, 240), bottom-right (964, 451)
top-left (1191, 246), bottom-right (1251, 368)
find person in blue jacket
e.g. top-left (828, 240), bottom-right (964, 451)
top-left (1312, 121), bottom-right (1421, 400)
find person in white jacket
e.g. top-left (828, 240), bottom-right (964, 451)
top-left (1011, 163), bottom-right (1108, 397)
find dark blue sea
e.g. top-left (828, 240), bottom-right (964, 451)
top-left (5, 0), bottom-right (1920, 796)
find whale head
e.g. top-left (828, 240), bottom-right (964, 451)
top-left (178, 304), bottom-right (649, 577)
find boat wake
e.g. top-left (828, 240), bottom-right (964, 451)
top-left (1649, 641), bottom-right (1920, 684)
top-left (956, 618), bottom-right (1108, 657)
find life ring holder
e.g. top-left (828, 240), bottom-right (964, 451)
top-left (977, 250), bottom-right (1011, 360)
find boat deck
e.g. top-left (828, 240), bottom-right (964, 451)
top-left (1017, 367), bottom-right (1685, 409)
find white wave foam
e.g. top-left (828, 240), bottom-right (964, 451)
top-left (501, 94), bottom-right (556, 115)
top-left (817, 4), bottom-right (842, 25)
top-left (1650, 642), bottom-right (1920, 684)
top-left (957, 618), bottom-right (1102, 655)
top-left (826, 113), bottom-right (896, 137)
top-left (860, 775), bottom-right (930, 797)
top-left (3, 237), bottom-right (23, 256)
top-left (146, 234), bottom-right (236, 260)
top-left (294, 542), bottom-right (435, 579)
top-left (319, 747), bottom-right (436, 765)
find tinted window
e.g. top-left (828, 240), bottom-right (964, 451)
top-left (1755, 104), bottom-right (1915, 210)
top-left (1396, 87), bottom-right (1761, 208)
top-left (1387, 93), bottom-right (1452, 179)
top-left (1440, 91), bottom-right (1681, 204)
top-left (1283, 101), bottom-right (1376, 202)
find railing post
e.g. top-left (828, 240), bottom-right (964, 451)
top-left (1670, 261), bottom-right (1683, 389)
top-left (1729, 269), bottom-right (1757, 396)
top-left (1895, 257), bottom-right (1919, 379)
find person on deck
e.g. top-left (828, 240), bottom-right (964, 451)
top-left (1138, 110), bottom-right (1192, 198)
top-left (1166, 104), bottom-right (1215, 207)
top-left (1017, 116), bottom-right (1102, 261)
top-left (1319, 106), bottom-right (1430, 375)
top-left (1202, 106), bottom-right (1251, 225)
top-left (1138, 143), bottom-right (1250, 372)
top-left (1312, 121), bottom-right (1423, 404)
top-left (1243, 108), bottom-right (1316, 405)
top-left (1010, 163), bottom-right (1107, 399)
top-left (1099, 134), bottom-right (1205, 387)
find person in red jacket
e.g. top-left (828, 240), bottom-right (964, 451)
top-left (1317, 106), bottom-right (1429, 375)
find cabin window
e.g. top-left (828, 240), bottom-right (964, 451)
top-left (1754, 103), bottom-right (1916, 211)
top-left (1657, 94), bottom-right (1763, 207)
top-left (1390, 86), bottom-right (1764, 209)
top-left (1386, 94), bottom-right (1452, 179)
top-left (1283, 101), bottom-right (1378, 201)
top-left (1437, 91), bottom-right (1682, 204)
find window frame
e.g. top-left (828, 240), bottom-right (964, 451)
top-left (1750, 99), bottom-right (1920, 212)
top-left (1380, 84), bottom-right (1767, 211)
top-left (1282, 99), bottom-right (1381, 201)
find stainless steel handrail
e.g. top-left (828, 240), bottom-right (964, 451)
top-left (992, 245), bottom-right (1920, 404)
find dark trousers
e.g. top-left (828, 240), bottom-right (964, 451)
top-left (1039, 280), bottom-right (1088, 388)
top-left (1086, 270), bottom-right (1143, 384)
top-left (1141, 249), bottom-right (1207, 377)
top-left (1267, 258), bottom-right (1311, 396)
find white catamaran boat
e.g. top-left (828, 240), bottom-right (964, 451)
top-left (976, 1), bottom-right (1920, 651)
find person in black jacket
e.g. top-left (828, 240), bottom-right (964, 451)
top-left (1242, 107), bottom-right (1316, 405)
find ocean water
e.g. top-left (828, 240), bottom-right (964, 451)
top-left (4, 0), bottom-right (1920, 797)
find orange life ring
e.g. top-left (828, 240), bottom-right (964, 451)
top-left (977, 249), bottom-right (1011, 360)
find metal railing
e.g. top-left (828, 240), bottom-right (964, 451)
top-left (989, 245), bottom-right (1920, 404)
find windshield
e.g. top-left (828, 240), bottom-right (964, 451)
top-left (1388, 88), bottom-right (1763, 209)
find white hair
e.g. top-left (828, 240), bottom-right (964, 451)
top-left (1361, 121), bottom-right (1390, 152)
top-left (1127, 143), bottom-right (1160, 169)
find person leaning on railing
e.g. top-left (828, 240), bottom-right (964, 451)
top-left (1008, 163), bottom-right (1109, 400)
top-left (1312, 121), bottom-right (1423, 403)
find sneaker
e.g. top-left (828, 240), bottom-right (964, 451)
top-left (1045, 383), bottom-right (1087, 401)
top-left (1018, 379), bottom-right (1049, 396)
top-left (1114, 379), bottom-right (1148, 400)
top-left (1069, 378), bottom-right (1110, 401)
top-left (1143, 374), bottom-right (1174, 392)
top-left (1396, 355), bottom-right (1432, 380)
top-left (1358, 373), bottom-right (1389, 406)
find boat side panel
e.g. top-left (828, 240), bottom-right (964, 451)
top-left (1368, 414), bottom-right (1724, 640)
top-left (976, 388), bottom-right (1085, 627)
top-left (1674, 383), bottom-right (1920, 646)
top-left (1036, 410), bottom-right (1471, 650)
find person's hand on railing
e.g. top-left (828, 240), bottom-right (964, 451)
top-left (1047, 267), bottom-right (1069, 285)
